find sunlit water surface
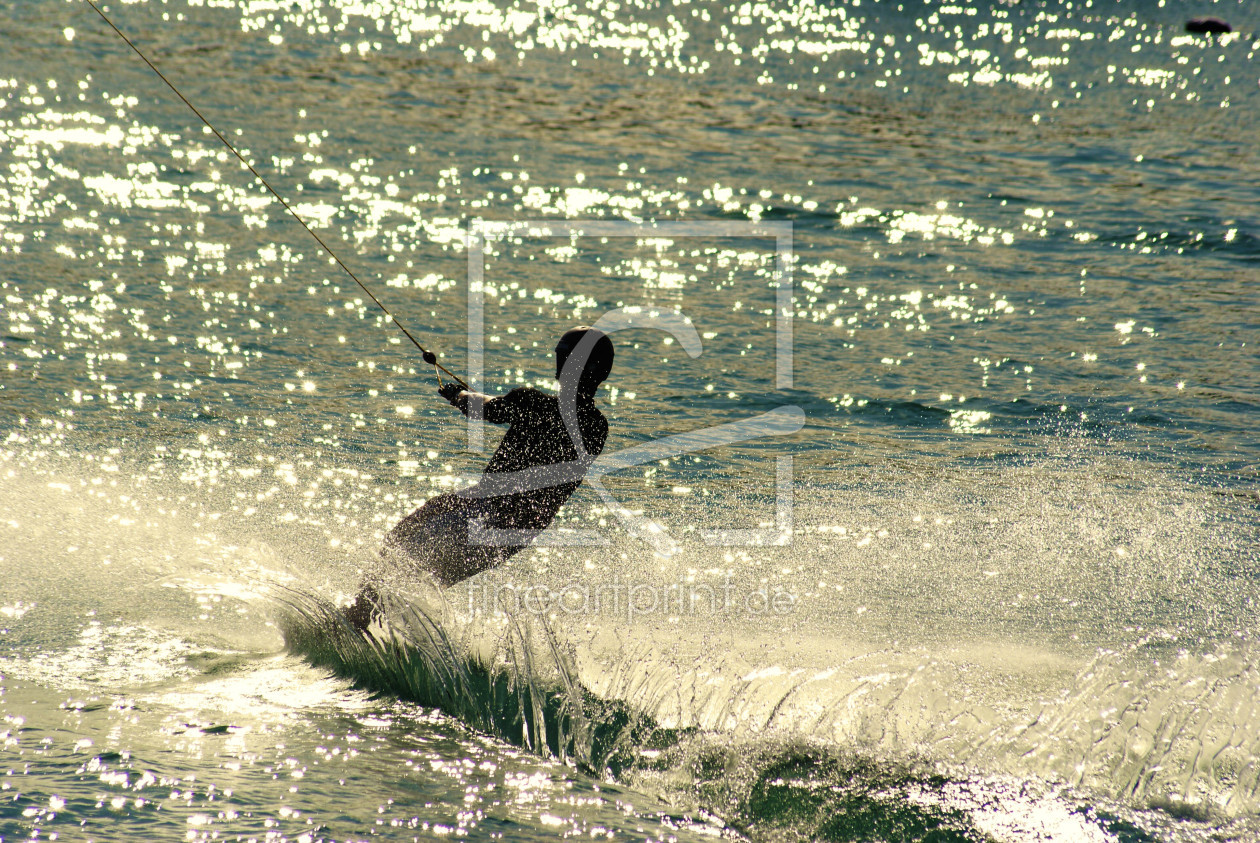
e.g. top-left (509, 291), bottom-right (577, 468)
top-left (2, 0), bottom-right (1259, 840)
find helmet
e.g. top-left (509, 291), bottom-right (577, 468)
top-left (555, 326), bottom-right (614, 392)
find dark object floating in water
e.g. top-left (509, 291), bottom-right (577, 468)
top-left (1185, 17), bottom-right (1232, 34)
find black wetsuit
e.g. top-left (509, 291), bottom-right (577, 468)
top-left (383, 385), bottom-right (608, 585)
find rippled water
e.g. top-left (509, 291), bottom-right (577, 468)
top-left (3, 0), bottom-right (1259, 840)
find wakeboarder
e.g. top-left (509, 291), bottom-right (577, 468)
top-left (344, 326), bottom-right (614, 629)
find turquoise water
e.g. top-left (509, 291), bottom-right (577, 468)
top-left (3, 0), bottom-right (1259, 839)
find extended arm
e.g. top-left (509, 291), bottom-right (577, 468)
top-left (438, 382), bottom-right (513, 424)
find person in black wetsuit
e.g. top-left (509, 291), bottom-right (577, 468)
top-left (344, 326), bottom-right (613, 629)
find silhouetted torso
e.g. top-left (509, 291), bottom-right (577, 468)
top-left (377, 385), bottom-right (608, 586)
top-left (469, 386), bottom-right (608, 530)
